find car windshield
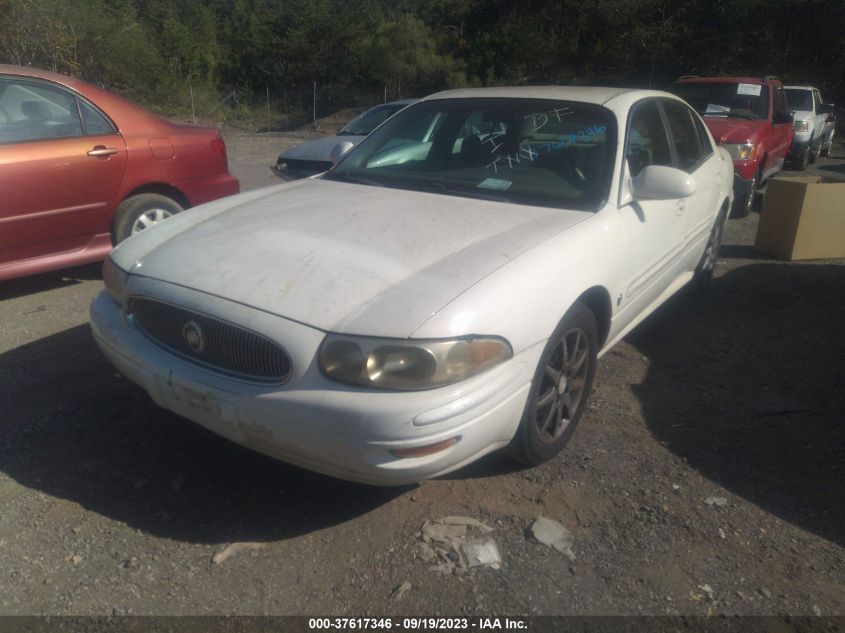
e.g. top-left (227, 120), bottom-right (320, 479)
top-left (785, 88), bottom-right (813, 112)
top-left (338, 104), bottom-right (406, 136)
top-left (670, 82), bottom-right (770, 120)
top-left (324, 98), bottom-right (617, 211)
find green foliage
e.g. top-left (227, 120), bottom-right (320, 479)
top-left (1, 0), bottom-right (844, 124)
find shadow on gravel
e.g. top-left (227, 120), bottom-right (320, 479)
top-left (0, 325), bottom-right (405, 544)
top-left (717, 244), bottom-right (774, 261)
top-left (817, 163), bottom-right (845, 176)
top-left (628, 262), bottom-right (845, 546)
top-left (0, 263), bottom-right (102, 300)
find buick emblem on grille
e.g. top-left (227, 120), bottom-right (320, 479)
top-left (181, 320), bottom-right (205, 353)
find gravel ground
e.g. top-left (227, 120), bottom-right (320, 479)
top-left (0, 130), bottom-right (843, 618)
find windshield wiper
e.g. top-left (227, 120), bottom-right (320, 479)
top-left (322, 171), bottom-right (385, 187)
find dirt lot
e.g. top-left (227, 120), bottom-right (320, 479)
top-left (1, 131), bottom-right (843, 618)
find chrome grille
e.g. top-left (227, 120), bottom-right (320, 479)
top-left (128, 297), bottom-right (290, 383)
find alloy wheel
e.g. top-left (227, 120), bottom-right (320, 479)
top-left (131, 208), bottom-right (173, 234)
top-left (534, 328), bottom-right (591, 443)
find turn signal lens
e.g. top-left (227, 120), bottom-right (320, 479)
top-left (390, 437), bottom-right (460, 458)
top-left (724, 143), bottom-right (757, 161)
top-left (102, 256), bottom-right (128, 304)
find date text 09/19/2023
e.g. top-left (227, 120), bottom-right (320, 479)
top-left (307, 617), bottom-right (528, 630)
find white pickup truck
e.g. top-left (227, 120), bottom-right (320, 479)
top-left (785, 85), bottom-right (836, 169)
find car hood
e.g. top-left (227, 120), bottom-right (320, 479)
top-left (125, 179), bottom-right (590, 338)
top-left (702, 117), bottom-right (766, 145)
top-left (279, 135), bottom-right (366, 161)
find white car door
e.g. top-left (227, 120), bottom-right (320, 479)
top-left (614, 99), bottom-right (689, 324)
top-left (660, 98), bottom-right (722, 269)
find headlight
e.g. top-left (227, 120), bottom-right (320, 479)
top-left (102, 256), bottom-right (128, 304)
top-left (794, 120), bottom-right (809, 132)
top-left (319, 334), bottom-right (513, 390)
top-left (723, 143), bottom-right (757, 161)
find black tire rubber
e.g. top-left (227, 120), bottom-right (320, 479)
top-left (808, 136), bottom-right (817, 164)
top-left (795, 146), bottom-right (810, 171)
top-left (690, 206), bottom-right (727, 293)
top-left (507, 302), bottom-right (598, 466)
top-left (730, 174), bottom-right (756, 218)
top-left (111, 193), bottom-right (183, 244)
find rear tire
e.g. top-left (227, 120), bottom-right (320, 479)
top-left (690, 206), bottom-right (726, 293)
top-left (111, 194), bottom-right (183, 244)
top-left (508, 302), bottom-right (598, 466)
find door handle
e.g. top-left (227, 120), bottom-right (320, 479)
top-left (87, 147), bottom-right (119, 157)
top-left (675, 200), bottom-right (685, 216)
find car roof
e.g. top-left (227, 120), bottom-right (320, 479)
top-left (422, 86), bottom-right (641, 105)
top-left (0, 64), bottom-right (86, 91)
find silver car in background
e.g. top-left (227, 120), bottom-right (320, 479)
top-left (785, 85), bottom-right (835, 169)
top-left (272, 99), bottom-right (415, 180)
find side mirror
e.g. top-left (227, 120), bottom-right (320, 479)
top-left (330, 141), bottom-right (355, 164)
top-left (818, 103), bottom-right (834, 115)
top-left (630, 165), bottom-right (696, 200)
top-left (773, 110), bottom-right (794, 124)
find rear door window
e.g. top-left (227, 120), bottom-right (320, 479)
top-left (0, 79), bottom-right (83, 143)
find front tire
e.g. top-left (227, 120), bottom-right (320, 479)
top-left (808, 136), bottom-right (818, 164)
top-left (795, 146), bottom-right (809, 171)
top-left (111, 194), bottom-right (183, 244)
top-left (508, 302), bottom-right (598, 466)
top-left (731, 174), bottom-right (756, 218)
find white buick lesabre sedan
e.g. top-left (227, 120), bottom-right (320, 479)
top-left (90, 87), bottom-right (733, 485)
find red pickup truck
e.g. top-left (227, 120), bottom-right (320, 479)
top-left (670, 76), bottom-right (794, 217)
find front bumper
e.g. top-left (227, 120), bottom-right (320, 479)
top-left (177, 173), bottom-right (240, 206)
top-left (89, 283), bottom-right (537, 486)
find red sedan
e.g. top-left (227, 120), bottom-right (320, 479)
top-left (0, 65), bottom-right (239, 281)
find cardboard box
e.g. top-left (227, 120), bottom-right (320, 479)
top-left (755, 176), bottom-right (845, 260)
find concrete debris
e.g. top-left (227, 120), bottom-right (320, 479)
top-left (698, 583), bottom-right (714, 595)
top-left (421, 522), bottom-right (467, 543)
top-left (419, 517), bottom-right (501, 574)
top-left (438, 516), bottom-right (495, 533)
top-left (461, 539), bottom-right (501, 570)
top-left (718, 528), bottom-right (726, 540)
top-left (416, 542), bottom-right (437, 563)
top-left (531, 516), bottom-right (575, 560)
top-left (704, 496), bottom-right (728, 507)
top-left (759, 588), bottom-right (773, 599)
top-left (69, 554), bottom-right (83, 565)
top-left (211, 542), bottom-right (267, 565)
top-left (390, 582), bottom-right (411, 601)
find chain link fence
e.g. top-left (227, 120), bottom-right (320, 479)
top-left (179, 81), bottom-right (421, 132)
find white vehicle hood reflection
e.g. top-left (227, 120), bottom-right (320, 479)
top-left (125, 179), bottom-right (591, 338)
